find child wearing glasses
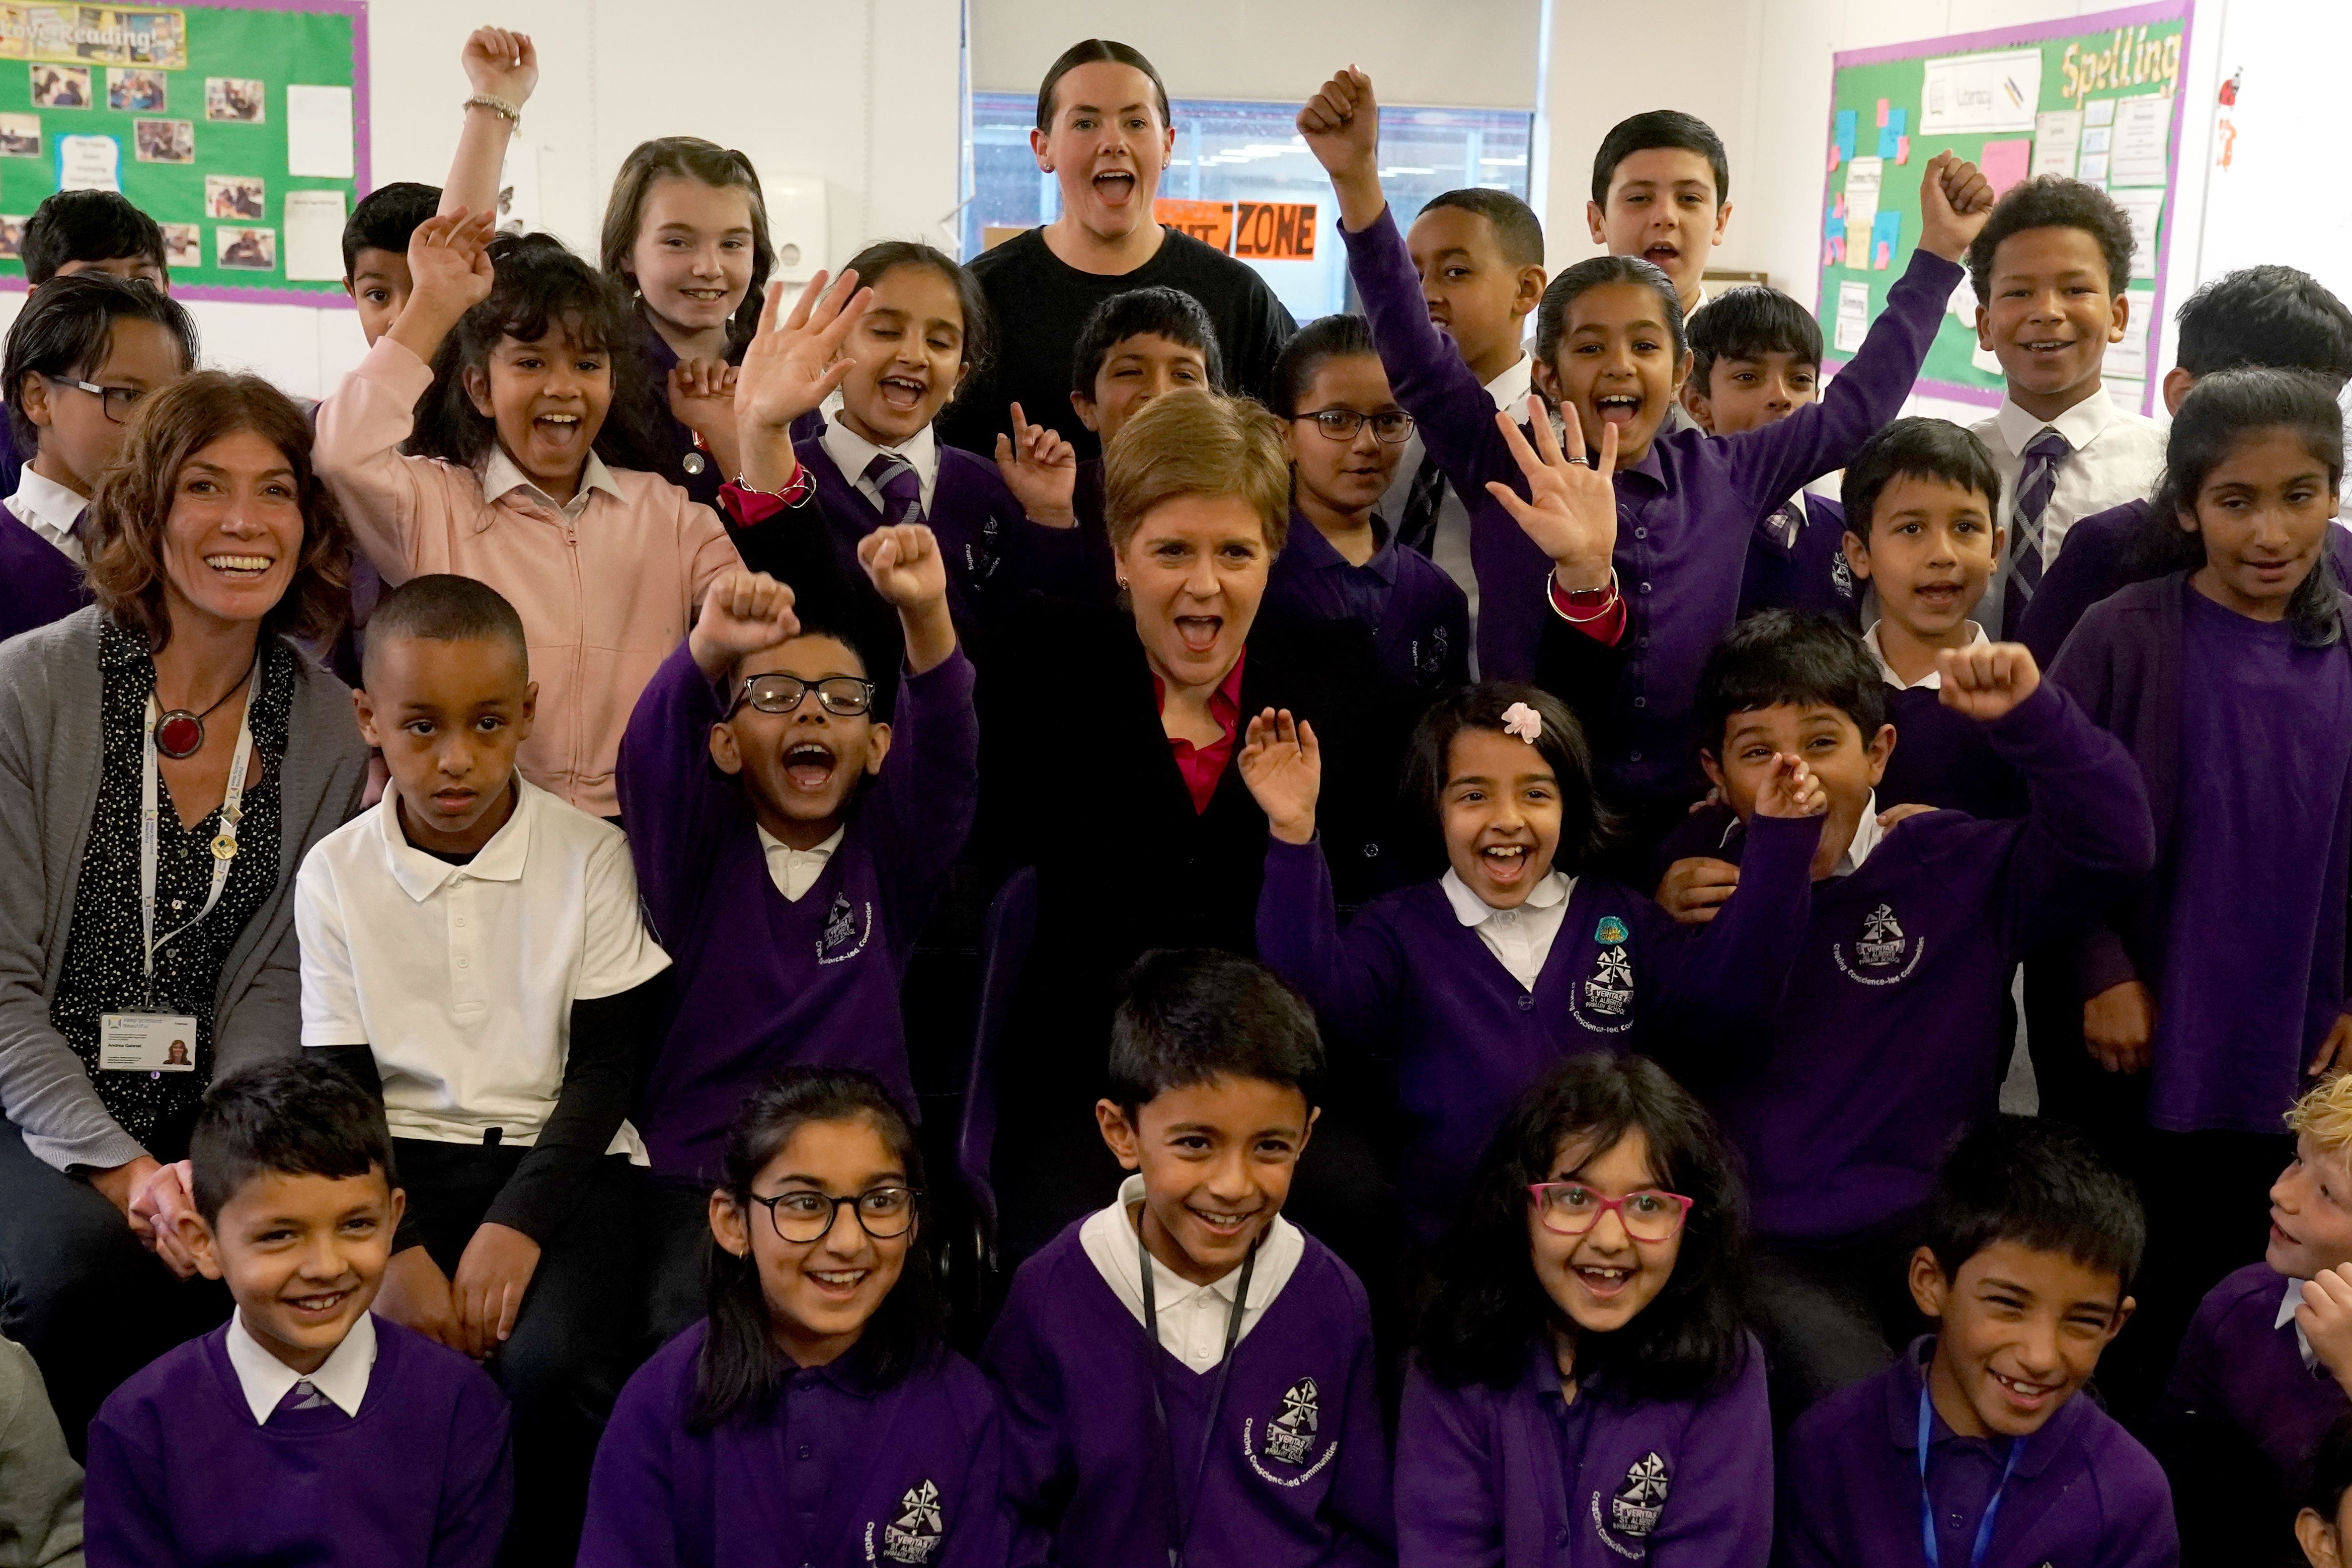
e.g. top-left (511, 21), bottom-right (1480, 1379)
top-left (982, 949), bottom-right (1394, 1567)
top-left (294, 574), bottom-right (672, 1567)
top-left (0, 270), bottom-right (197, 642)
top-left (617, 530), bottom-right (974, 1345)
top-left (1397, 1054), bottom-right (1770, 1566)
top-left (1777, 1116), bottom-right (2174, 1568)
top-left (1243, 683), bottom-right (1820, 1246)
top-left (1262, 312), bottom-right (1470, 694)
top-left (578, 1065), bottom-right (1013, 1568)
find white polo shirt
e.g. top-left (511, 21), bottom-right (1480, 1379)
top-left (294, 776), bottom-right (669, 1159)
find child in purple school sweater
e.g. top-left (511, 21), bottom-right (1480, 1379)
top-left (1777, 1116), bottom-right (2176, 1568)
top-left (1626, 612), bottom-right (2154, 1422)
top-left (2160, 1072), bottom-right (2352, 1565)
top-left (1297, 65), bottom-right (1992, 853)
top-left (982, 949), bottom-right (1393, 1568)
top-left (617, 510), bottom-right (975, 1340)
top-left (578, 1067), bottom-right (1011, 1568)
top-left (2050, 369), bottom-right (2352, 1426)
top-left (1244, 681), bottom-right (1819, 1244)
top-left (84, 1058), bottom-right (511, 1568)
top-left (1398, 1055), bottom-right (1772, 1568)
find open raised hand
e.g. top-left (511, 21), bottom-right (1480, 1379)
top-left (1238, 708), bottom-right (1321, 845)
top-left (1485, 394), bottom-right (1618, 592)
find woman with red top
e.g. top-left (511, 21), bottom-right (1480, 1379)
top-left (977, 387), bottom-right (1417, 1265)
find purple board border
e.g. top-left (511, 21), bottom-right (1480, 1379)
top-left (0, 0), bottom-right (369, 309)
top-left (1820, 0), bottom-right (2194, 413)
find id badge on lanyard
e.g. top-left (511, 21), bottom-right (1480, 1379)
top-left (98, 663), bottom-right (261, 1074)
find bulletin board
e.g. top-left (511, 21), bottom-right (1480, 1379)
top-left (0, 2), bottom-right (368, 305)
top-left (1815, 1), bottom-right (2191, 412)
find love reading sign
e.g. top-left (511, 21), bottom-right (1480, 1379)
top-left (1153, 198), bottom-right (1317, 260)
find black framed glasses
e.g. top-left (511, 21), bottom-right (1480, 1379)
top-left (744, 1186), bottom-right (921, 1243)
top-left (728, 672), bottom-right (877, 718)
top-left (1301, 407), bottom-right (1416, 444)
top-left (47, 376), bottom-right (150, 425)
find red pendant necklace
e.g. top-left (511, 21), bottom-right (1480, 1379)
top-left (154, 659), bottom-right (254, 760)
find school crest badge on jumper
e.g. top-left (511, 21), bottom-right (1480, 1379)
top-left (1609, 1452), bottom-right (1671, 1538)
top-left (1413, 626), bottom-right (1452, 686)
top-left (817, 894), bottom-right (874, 966)
top-left (870, 1478), bottom-right (945, 1564)
top-left (1244, 1375), bottom-right (1341, 1486)
top-left (1831, 549), bottom-right (1855, 599)
top-left (966, 515), bottom-right (1005, 586)
top-left (1570, 922), bottom-right (1638, 1034)
top-left (1832, 901), bottom-right (1925, 986)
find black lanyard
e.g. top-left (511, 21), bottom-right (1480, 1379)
top-left (1138, 1223), bottom-right (1258, 1567)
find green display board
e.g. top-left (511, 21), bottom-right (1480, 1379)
top-left (0, 2), bottom-right (367, 303)
top-left (1816, 1), bottom-right (2190, 409)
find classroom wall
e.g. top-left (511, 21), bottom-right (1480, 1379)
top-left (969, 0), bottom-right (1542, 110)
top-left (0, 0), bottom-right (968, 402)
top-left (1541, 0), bottom-right (2225, 416)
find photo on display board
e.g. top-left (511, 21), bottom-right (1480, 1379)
top-left (31, 64), bottom-right (90, 108)
top-left (205, 174), bottom-right (264, 220)
top-left (108, 69), bottom-right (166, 112)
top-left (0, 217), bottom-right (27, 261)
top-left (134, 118), bottom-right (192, 163)
top-left (205, 76), bottom-right (263, 123)
top-left (217, 225), bottom-right (274, 271)
top-left (0, 115), bottom-right (39, 158)
top-left (161, 223), bottom-right (200, 269)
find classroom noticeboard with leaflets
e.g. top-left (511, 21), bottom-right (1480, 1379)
top-left (0, 2), bottom-right (367, 304)
top-left (1815, 0), bottom-right (2189, 413)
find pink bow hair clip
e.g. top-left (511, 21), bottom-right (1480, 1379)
top-left (1501, 702), bottom-right (1542, 744)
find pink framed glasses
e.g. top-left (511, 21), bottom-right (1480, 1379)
top-left (1526, 1182), bottom-right (1694, 1241)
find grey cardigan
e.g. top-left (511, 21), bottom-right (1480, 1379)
top-left (0, 608), bottom-right (367, 1172)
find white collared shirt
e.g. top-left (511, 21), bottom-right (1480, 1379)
top-left (2280, 1278), bottom-right (2318, 1369)
top-left (479, 447), bottom-right (627, 524)
top-left (293, 776), bottom-right (669, 1157)
top-left (819, 396), bottom-right (940, 517)
top-left (755, 824), bottom-right (845, 902)
top-left (4, 465), bottom-right (87, 561)
top-left (1380, 351), bottom-right (1534, 662)
top-left (1836, 791), bottom-right (1885, 877)
top-left (1863, 619), bottom-right (1989, 691)
top-left (1078, 1173), bottom-right (1305, 1373)
top-left (224, 1307), bottom-right (378, 1425)
top-left (1970, 390), bottom-right (2164, 632)
top-left (1440, 868), bottom-right (1574, 991)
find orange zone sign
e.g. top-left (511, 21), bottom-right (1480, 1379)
top-left (1151, 199), bottom-right (1317, 260)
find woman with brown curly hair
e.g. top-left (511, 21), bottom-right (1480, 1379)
top-left (0, 370), bottom-right (368, 1445)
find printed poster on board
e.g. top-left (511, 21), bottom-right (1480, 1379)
top-left (0, 7), bottom-right (189, 70)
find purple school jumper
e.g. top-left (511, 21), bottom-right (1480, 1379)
top-left (982, 1222), bottom-right (1394, 1567)
top-left (0, 507), bottom-right (85, 644)
top-left (1257, 812), bottom-right (1817, 1242)
top-left (2021, 498), bottom-right (2352, 669)
top-left (1658, 684), bottom-right (2154, 1243)
top-left (1343, 205), bottom-right (1955, 806)
top-left (84, 1317), bottom-right (511, 1568)
top-left (2053, 574), bottom-right (2352, 1135)
top-left (1776, 1338), bottom-right (2176, 1568)
top-left (578, 1318), bottom-right (1012, 1568)
top-left (1739, 493), bottom-right (1860, 626)
top-left (1262, 508), bottom-right (1470, 694)
top-left (1876, 684), bottom-right (2028, 820)
top-left (616, 640), bottom-right (977, 1179)
top-left (1396, 1334), bottom-right (1772, 1568)
top-left (2163, 1262), bottom-right (2351, 1496)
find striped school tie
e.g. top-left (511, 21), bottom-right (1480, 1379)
top-left (1395, 453), bottom-right (1447, 556)
top-left (1764, 499), bottom-right (1806, 552)
top-left (272, 1378), bottom-right (339, 1419)
top-left (862, 453), bottom-right (925, 526)
top-left (2001, 427), bottom-right (2071, 639)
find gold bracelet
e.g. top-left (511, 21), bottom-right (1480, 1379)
top-left (462, 94), bottom-right (521, 124)
top-left (1548, 567), bottom-right (1621, 624)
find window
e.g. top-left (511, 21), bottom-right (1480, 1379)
top-left (965, 93), bottom-right (1536, 322)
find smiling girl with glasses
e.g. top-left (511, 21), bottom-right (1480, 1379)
top-left (579, 1066), bottom-right (1014, 1568)
top-left (1399, 1053), bottom-right (1772, 1566)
